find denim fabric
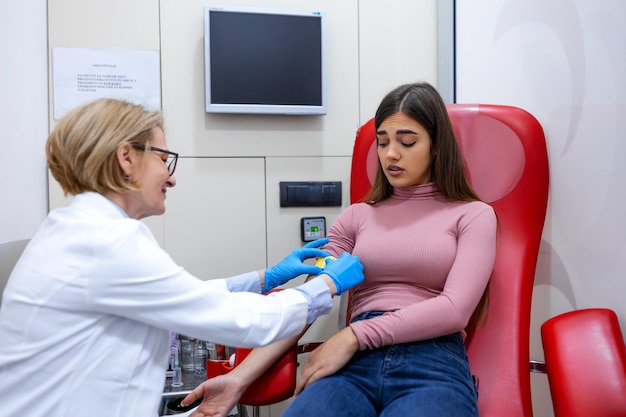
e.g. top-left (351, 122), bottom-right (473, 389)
top-left (283, 311), bottom-right (479, 417)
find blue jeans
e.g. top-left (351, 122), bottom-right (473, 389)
top-left (282, 311), bottom-right (479, 417)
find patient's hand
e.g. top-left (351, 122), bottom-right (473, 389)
top-left (184, 374), bottom-right (245, 417)
top-left (295, 327), bottom-right (359, 395)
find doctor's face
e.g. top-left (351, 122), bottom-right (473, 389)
top-left (127, 128), bottom-right (177, 219)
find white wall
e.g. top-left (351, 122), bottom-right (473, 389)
top-left (0, 0), bottom-right (48, 293)
top-left (456, 1), bottom-right (626, 416)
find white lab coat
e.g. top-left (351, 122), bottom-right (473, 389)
top-left (0, 192), bottom-right (325, 417)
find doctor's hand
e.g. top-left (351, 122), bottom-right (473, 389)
top-left (184, 374), bottom-right (244, 417)
top-left (263, 238), bottom-right (330, 293)
top-left (318, 252), bottom-right (364, 295)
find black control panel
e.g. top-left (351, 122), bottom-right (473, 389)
top-left (279, 181), bottom-right (342, 207)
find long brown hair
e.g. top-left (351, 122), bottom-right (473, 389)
top-left (363, 82), bottom-right (491, 326)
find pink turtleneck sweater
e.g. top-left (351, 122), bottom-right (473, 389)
top-left (323, 183), bottom-right (496, 350)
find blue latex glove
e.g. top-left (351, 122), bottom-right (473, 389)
top-left (320, 252), bottom-right (364, 295)
top-left (263, 238), bottom-right (330, 293)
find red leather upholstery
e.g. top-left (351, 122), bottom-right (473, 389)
top-left (350, 104), bottom-right (549, 417)
top-left (234, 345), bottom-right (298, 406)
top-left (541, 308), bottom-right (626, 417)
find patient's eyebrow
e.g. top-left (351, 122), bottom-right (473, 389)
top-left (396, 129), bottom-right (418, 135)
top-left (376, 129), bottom-right (418, 135)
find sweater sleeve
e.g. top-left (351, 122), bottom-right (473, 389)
top-left (320, 204), bottom-right (359, 257)
top-left (349, 204), bottom-right (497, 350)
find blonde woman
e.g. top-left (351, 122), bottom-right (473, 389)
top-left (0, 98), bottom-right (363, 417)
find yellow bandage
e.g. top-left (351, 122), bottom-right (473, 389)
top-left (314, 255), bottom-right (336, 268)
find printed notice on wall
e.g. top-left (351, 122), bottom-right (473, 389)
top-left (52, 47), bottom-right (161, 120)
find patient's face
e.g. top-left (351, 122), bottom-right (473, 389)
top-left (376, 111), bottom-right (432, 187)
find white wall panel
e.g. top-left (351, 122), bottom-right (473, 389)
top-left (358, 0), bottom-right (438, 121)
top-left (47, 0), bottom-right (160, 49)
top-left (163, 157), bottom-right (267, 280)
top-left (0, 0), bottom-right (48, 244)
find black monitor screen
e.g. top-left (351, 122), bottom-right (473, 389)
top-left (205, 7), bottom-right (326, 115)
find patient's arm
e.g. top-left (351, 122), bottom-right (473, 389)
top-left (185, 331), bottom-right (308, 417)
top-left (295, 326), bottom-right (358, 394)
top-left (185, 278), bottom-right (322, 415)
top-left (185, 273), bottom-right (333, 416)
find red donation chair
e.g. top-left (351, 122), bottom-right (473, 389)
top-left (232, 104), bottom-right (549, 417)
top-left (541, 308), bottom-right (626, 417)
top-left (351, 104), bottom-right (549, 417)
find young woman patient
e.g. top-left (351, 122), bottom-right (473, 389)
top-left (183, 82), bottom-right (496, 417)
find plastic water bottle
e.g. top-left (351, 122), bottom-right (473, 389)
top-left (179, 336), bottom-right (195, 373)
top-left (194, 340), bottom-right (208, 375)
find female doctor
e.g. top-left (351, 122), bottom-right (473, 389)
top-left (0, 98), bottom-right (363, 417)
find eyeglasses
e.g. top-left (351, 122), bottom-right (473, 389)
top-left (132, 144), bottom-right (179, 176)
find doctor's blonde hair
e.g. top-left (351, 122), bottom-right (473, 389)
top-left (46, 98), bottom-right (163, 196)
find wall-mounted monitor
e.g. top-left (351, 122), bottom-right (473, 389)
top-left (204, 6), bottom-right (327, 115)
